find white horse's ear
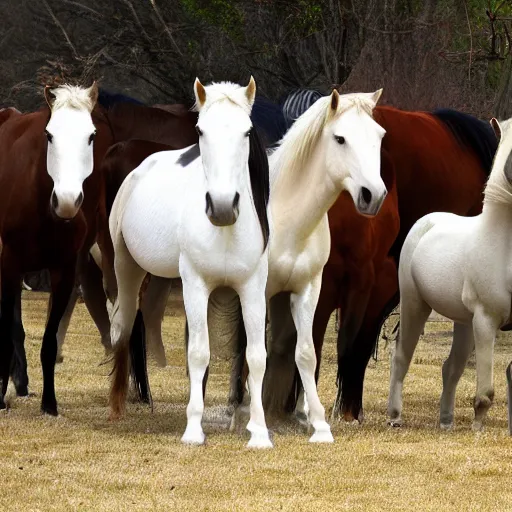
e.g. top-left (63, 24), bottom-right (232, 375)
top-left (490, 117), bottom-right (501, 142)
top-left (371, 88), bottom-right (383, 105)
top-left (330, 89), bottom-right (339, 112)
top-left (245, 76), bottom-right (256, 106)
top-left (44, 85), bottom-right (56, 109)
top-left (194, 78), bottom-right (207, 108)
top-left (87, 81), bottom-right (99, 111)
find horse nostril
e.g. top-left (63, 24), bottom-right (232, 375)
top-left (205, 192), bottom-right (213, 215)
top-left (75, 192), bottom-right (84, 208)
top-left (233, 192), bottom-right (240, 210)
top-left (51, 191), bottom-right (58, 210)
top-left (361, 187), bottom-right (372, 205)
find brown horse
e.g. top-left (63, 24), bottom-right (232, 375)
top-left (268, 105), bottom-right (498, 423)
top-left (0, 83), bottom-right (114, 414)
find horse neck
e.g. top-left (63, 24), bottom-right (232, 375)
top-left (269, 139), bottom-right (339, 240)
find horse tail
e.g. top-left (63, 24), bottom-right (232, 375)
top-left (432, 109), bottom-right (498, 176)
top-left (129, 310), bottom-right (152, 407)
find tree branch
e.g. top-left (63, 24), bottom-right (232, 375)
top-left (42, 0), bottom-right (79, 59)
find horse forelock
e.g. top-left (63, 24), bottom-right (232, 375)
top-left (193, 82), bottom-right (252, 116)
top-left (50, 84), bottom-right (95, 112)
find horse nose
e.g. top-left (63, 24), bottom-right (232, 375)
top-left (50, 188), bottom-right (83, 220)
top-left (357, 186), bottom-right (387, 217)
top-left (205, 191), bottom-right (240, 227)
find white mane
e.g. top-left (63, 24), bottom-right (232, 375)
top-left (483, 118), bottom-right (512, 206)
top-left (270, 92), bottom-right (376, 185)
top-left (193, 81), bottom-right (252, 115)
top-left (50, 84), bottom-right (95, 112)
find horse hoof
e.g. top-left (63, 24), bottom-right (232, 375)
top-left (56, 355), bottom-right (64, 364)
top-left (181, 427), bottom-right (205, 446)
top-left (471, 421), bottom-right (484, 432)
top-left (440, 422), bottom-right (453, 431)
top-left (309, 422), bottom-right (334, 443)
top-left (41, 404), bottom-right (58, 416)
top-left (387, 418), bottom-right (402, 428)
top-left (247, 433), bottom-right (273, 449)
top-left (15, 386), bottom-right (30, 397)
top-left (309, 430), bottom-right (334, 443)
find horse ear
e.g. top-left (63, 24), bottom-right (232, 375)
top-left (194, 78), bottom-right (207, 108)
top-left (490, 117), bottom-right (501, 142)
top-left (87, 81), bottom-right (99, 110)
top-left (245, 76), bottom-right (256, 106)
top-left (371, 88), bottom-right (383, 105)
top-left (330, 89), bottom-right (339, 112)
top-left (44, 85), bottom-right (56, 109)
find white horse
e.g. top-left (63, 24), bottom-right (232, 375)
top-left (388, 116), bottom-right (510, 431)
top-left (170, 88), bottom-right (386, 442)
top-left (109, 78), bottom-right (273, 448)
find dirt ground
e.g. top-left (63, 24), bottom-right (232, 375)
top-left (1, 289), bottom-right (512, 511)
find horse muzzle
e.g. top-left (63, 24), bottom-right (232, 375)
top-left (50, 189), bottom-right (84, 220)
top-left (205, 191), bottom-right (240, 227)
top-left (356, 186), bottom-right (387, 217)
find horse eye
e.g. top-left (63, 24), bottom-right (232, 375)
top-left (245, 128), bottom-right (252, 137)
top-left (45, 130), bottom-right (53, 143)
top-left (335, 135), bottom-right (345, 145)
top-left (196, 126), bottom-right (203, 136)
top-left (88, 131), bottom-right (96, 145)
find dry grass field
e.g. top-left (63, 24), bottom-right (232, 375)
top-left (1, 290), bottom-right (512, 511)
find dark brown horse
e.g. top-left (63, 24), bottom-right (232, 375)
top-left (268, 105), bottom-right (497, 422)
top-left (0, 83), bottom-right (114, 414)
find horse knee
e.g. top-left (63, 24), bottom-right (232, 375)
top-left (295, 342), bottom-right (316, 371)
top-left (188, 344), bottom-right (210, 372)
top-left (246, 347), bottom-right (266, 377)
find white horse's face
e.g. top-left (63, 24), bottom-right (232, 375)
top-left (325, 90), bottom-right (387, 216)
top-left (45, 84), bottom-right (98, 220)
top-left (194, 78), bottom-right (256, 226)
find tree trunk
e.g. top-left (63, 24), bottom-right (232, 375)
top-left (495, 55), bottom-right (512, 119)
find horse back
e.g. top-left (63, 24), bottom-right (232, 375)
top-left (374, 106), bottom-right (493, 245)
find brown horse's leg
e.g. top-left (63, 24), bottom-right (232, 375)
top-left (78, 251), bottom-right (112, 353)
top-left (55, 284), bottom-right (79, 363)
top-left (10, 285), bottom-right (29, 396)
top-left (336, 257), bottom-right (399, 422)
top-left (41, 267), bottom-right (76, 415)
top-left (0, 273), bottom-right (18, 410)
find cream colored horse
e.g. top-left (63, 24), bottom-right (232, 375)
top-left (388, 117), bottom-right (511, 431)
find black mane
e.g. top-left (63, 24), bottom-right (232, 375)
top-left (248, 127), bottom-right (270, 250)
top-left (432, 108), bottom-right (498, 176)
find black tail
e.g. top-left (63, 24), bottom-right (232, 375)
top-left (129, 310), bottom-right (153, 409)
top-left (433, 108), bottom-right (498, 175)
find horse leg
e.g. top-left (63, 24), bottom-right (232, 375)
top-left (237, 263), bottom-right (272, 448)
top-left (439, 322), bottom-right (474, 429)
top-left (41, 267), bottom-right (76, 415)
top-left (0, 275), bottom-right (18, 410)
top-left (140, 275), bottom-right (172, 367)
top-left (180, 264), bottom-right (209, 445)
top-left (109, 236), bottom-right (147, 420)
top-left (388, 284), bottom-right (431, 427)
top-left (290, 275), bottom-right (333, 443)
top-left (78, 251), bottom-right (112, 354)
top-left (471, 309), bottom-right (498, 431)
top-left (336, 257), bottom-right (398, 422)
top-left (263, 292), bottom-right (298, 416)
top-left (55, 284), bottom-right (79, 363)
top-left (11, 285), bottom-right (29, 396)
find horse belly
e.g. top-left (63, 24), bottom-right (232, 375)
top-left (411, 229), bottom-right (472, 323)
top-left (121, 175), bottom-right (183, 278)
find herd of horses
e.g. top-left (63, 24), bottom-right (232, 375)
top-left (0, 74), bottom-right (509, 448)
